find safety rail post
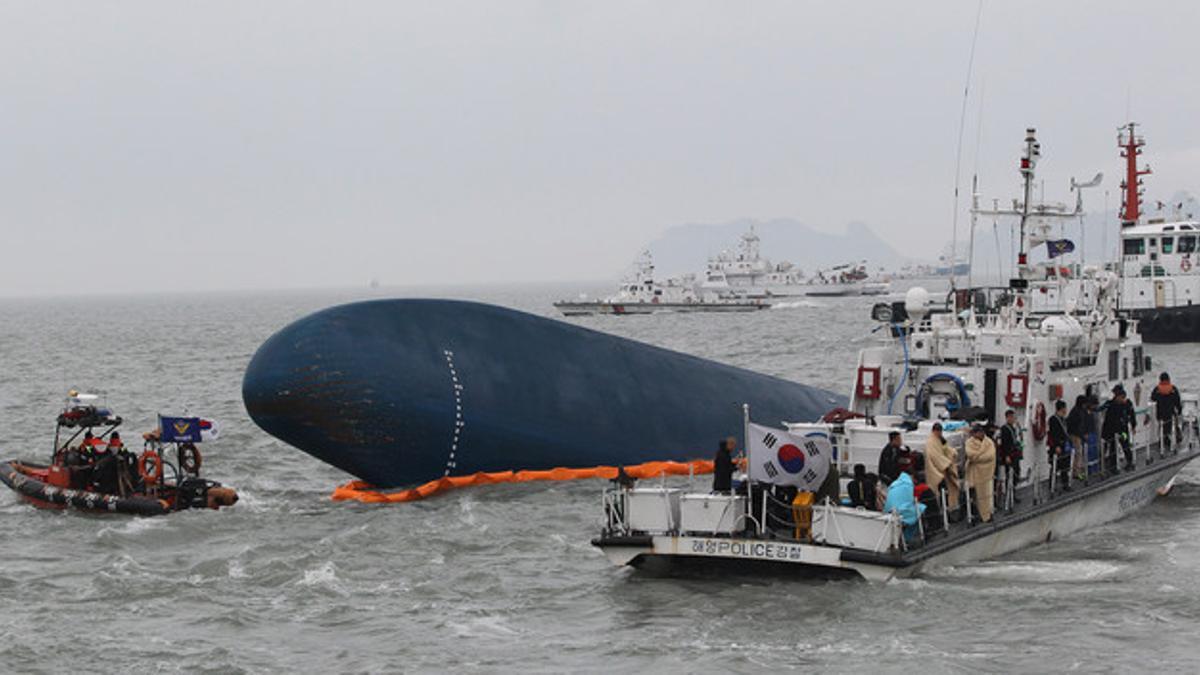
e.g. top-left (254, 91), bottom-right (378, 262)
top-left (963, 458), bottom-right (974, 525)
top-left (940, 487), bottom-right (950, 533)
top-left (1030, 451), bottom-right (1041, 505)
top-left (760, 485), bottom-right (768, 536)
top-left (1049, 451), bottom-right (1057, 496)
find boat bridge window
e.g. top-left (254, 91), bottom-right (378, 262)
top-left (1140, 265), bottom-right (1166, 277)
top-left (1123, 238), bottom-right (1145, 255)
top-left (1108, 350), bottom-right (1119, 381)
top-left (1133, 346), bottom-right (1145, 376)
top-left (1162, 237), bottom-right (1174, 254)
top-left (1180, 235), bottom-right (1197, 253)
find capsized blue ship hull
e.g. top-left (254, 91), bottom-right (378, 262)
top-left (242, 300), bottom-right (843, 488)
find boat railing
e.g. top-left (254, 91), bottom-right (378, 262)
top-left (601, 487), bottom-right (627, 535)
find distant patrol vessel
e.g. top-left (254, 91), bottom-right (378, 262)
top-left (553, 251), bottom-right (768, 316)
top-left (701, 226), bottom-right (889, 298)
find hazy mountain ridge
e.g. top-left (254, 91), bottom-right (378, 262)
top-left (644, 195), bottom-right (1197, 282)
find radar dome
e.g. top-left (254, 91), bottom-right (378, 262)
top-left (905, 286), bottom-right (931, 321)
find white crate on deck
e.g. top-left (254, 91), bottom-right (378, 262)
top-left (625, 487), bottom-right (681, 534)
top-left (679, 494), bottom-right (745, 534)
top-left (811, 503), bottom-right (901, 553)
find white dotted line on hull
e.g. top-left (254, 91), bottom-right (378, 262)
top-left (443, 349), bottom-right (464, 476)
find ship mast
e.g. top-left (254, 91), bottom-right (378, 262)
top-left (1118, 122), bottom-right (1151, 228)
top-left (972, 128), bottom-right (1102, 316)
top-left (1016, 128), bottom-right (1039, 278)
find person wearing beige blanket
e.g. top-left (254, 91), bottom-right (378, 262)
top-left (965, 424), bottom-right (997, 523)
top-left (924, 422), bottom-right (960, 511)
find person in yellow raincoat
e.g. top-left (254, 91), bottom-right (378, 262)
top-left (965, 424), bottom-right (997, 522)
top-left (924, 422), bottom-right (960, 511)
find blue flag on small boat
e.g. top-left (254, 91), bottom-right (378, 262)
top-left (159, 415), bottom-right (203, 443)
top-left (1046, 239), bottom-right (1075, 258)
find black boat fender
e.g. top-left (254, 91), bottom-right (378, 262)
top-left (0, 462), bottom-right (169, 516)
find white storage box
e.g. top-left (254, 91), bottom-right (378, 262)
top-left (811, 504), bottom-right (901, 553)
top-left (625, 488), bottom-right (682, 533)
top-left (679, 494), bottom-right (746, 534)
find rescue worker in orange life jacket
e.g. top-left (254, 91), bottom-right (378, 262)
top-left (79, 431), bottom-right (101, 462)
top-left (88, 432), bottom-right (119, 493)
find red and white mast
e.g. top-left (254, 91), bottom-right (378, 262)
top-left (1118, 122), bottom-right (1151, 227)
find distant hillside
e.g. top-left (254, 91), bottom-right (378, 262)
top-left (645, 218), bottom-right (907, 277)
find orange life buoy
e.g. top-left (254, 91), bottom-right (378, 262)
top-left (139, 450), bottom-right (164, 485)
top-left (179, 443), bottom-right (202, 474)
top-left (1030, 401), bottom-right (1047, 441)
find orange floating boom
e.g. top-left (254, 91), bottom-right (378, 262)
top-left (331, 459), bottom-right (715, 504)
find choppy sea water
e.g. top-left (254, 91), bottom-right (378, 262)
top-left (1, 284), bottom-right (1198, 673)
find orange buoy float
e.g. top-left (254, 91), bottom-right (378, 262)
top-left (332, 458), bottom-right (715, 504)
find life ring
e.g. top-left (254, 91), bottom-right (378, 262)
top-left (139, 450), bottom-right (164, 485)
top-left (179, 443), bottom-right (202, 474)
top-left (1030, 402), bottom-right (1047, 441)
top-left (1182, 257), bottom-right (1193, 272)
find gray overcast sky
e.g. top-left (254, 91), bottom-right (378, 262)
top-left (2, 1), bottom-right (1198, 295)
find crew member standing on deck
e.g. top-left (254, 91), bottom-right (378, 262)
top-left (712, 437), bottom-right (736, 494)
top-left (878, 431), bottom-right (904, 486)
top-left (1151, 373), bottom-right (1183, 451)
top-left (1048, 400), bottom-right (1072, 492)
top-left (997, 409), bottom-right (1024, 500)
top-left (965, 424), bottom-right (997, 523)
top-left (1067, 395), bottom-right (1089, 479)
top-left (1102, 385), bottom-right (1137, 472)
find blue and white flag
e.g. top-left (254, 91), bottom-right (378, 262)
top-left (159, 415), bottom-right (203, 443)
top-left (747, 422), bottom-right (831, 490)
top-left (1046, 239), bottom-right (1075, 258)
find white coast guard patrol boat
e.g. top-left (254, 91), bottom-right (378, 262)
top-left (592, 128), bottom-right (1200, 581)
top-left (554, 251), bottom-right (768, 316)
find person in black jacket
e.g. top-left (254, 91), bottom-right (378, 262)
top-left (1048, 400), bottom-right (1072, 492)
top-left (877, 431), bottom-right (903, 486)
top-left (1151, 372), bottom-right (1183, 451)
top-left (997, 409), bottom-right (1024, 499)
top-left (847, 463), bottom-right (878, 510)
top-left (712, 437), bottom-right (736, 493)
top-left (1102, 385), bottom-right (1137, 472)
top-left (1066, 395), bottom-right (1089, 478)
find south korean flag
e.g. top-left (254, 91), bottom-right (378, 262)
top-left (748, 422), bottom-right (832, 490)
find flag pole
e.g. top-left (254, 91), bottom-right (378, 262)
top-left (743, 403), bottom-right (757, 534)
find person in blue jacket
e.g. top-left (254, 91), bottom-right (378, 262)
top-left (882, 468), bottom-right (926, 542)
